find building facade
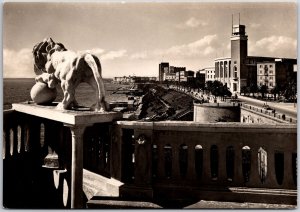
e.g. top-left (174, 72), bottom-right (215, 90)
top-left (257, 58), bottom-right (297, 89)
top-left (159, 62), bottom-right (169, 82)
top-left (113, 76), bottom-right (157, 84)
top-left (215, 57), bottom-right (233, 89)
top-left (214, 21), bottom-right (297, 94)
top-left (203, 67), bottom-right (215, 82)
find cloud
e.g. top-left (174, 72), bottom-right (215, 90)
top-left (90, 48), bottom-right (105, 55)
top-left (130, 52), bottom-right (148, 59)
top-left (249, 36), bottom-right (297, 58)
top-left (177, 17), bottom-right (208, 29)
top-left (128, 34), bottom-right (219, 61)
top-left (4, 47), bottom-right (128, 78)
top-left (250, 23), bottom-right (261, 28)
top-left (4, 48), bottom-right (35, 78)
top-left (160, 34), bottom-right (218, 58)
top-left (100, 49), bottom-right (127, 61)
top-left (78, 48), bottom-right (127, 61)
top-left (77, 48), bottom-right (105, 56)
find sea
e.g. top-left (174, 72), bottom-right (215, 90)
top-left (3, 78), bottom-right (131, 110)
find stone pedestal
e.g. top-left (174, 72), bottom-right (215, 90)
top-left (12, 102), bottom-right (122, 208)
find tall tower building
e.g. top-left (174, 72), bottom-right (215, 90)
top-left (230, 14), bottom-right (248, 93)
top-left (159, 62), bottom-right (169, 82)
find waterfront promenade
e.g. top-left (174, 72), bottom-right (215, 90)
top-left (169, 85), bottom-right (297, 121)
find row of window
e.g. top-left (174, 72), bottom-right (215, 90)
top-left (259, 82), bottom-right (274, 87)
top-left (259, 76), bottom-right (274, 80)
top-left (259, 70), bottom-right (274, 74)
top-left (260, 64), bottom-right (273, 68)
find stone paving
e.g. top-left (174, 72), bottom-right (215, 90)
top-left (185, 200), bottom-right (296, 209)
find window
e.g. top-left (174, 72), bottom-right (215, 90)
top-left (260, 76), bottom-right (262, 80)
top-left (270, 83), bottom-right (273, 87)
top-left (260, 65), bottom-right (263, 68)
top-left (234, 61), bottom-right (237, 64)
top-left (270, 77), bottom-right (273, 80)
top-left (269, 71), bottom-right (273, 74)
top-left (270, 64), bottom-right (273, 68)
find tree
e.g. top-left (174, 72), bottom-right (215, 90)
top-left (249, 83), bottom-right (258, 97)
top-left (283, 81), bottom-right (297, 102)
top-left (241, 86), bottom-right (248, 96)
top-left (206, 80), bottom-right (231, 101)
top-left (259, 85), bottom-right (268, 99)
top-left (205, 81), bottom-right (213, 95)
top-left (270, 85), bottom-right (280, 101)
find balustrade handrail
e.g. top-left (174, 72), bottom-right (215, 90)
top-left (3, 108), bottom-right (297, 207)
top-left (112, 119), bottom-right (297, 203)
top-left (241, 104), bottom-right (295, 123)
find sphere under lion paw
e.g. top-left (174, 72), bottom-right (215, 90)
top-left (30, 82), bottom-right (57, 104)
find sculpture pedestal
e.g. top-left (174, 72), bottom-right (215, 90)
top-left (12, 102), bottom-right (122, 208)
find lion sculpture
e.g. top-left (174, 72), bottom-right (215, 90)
top-left (32, 38), bottom-right (107, 112)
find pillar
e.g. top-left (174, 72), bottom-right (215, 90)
top-left (265, 148), bottom-right (277, 188)
top-left (233, 146), bottom-right (244, 185)
top-left (65, 124), bottom-right (87, 209)
top-left (282, 151), bottom-right (295, 189)
top-left (248, 146), bottom-right (262, 187)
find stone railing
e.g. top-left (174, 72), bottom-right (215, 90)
top-left (241, 103), bottom-right (296, 124)
top-left (111, 121), bottom-right (297, 204)
top-left (3, 103), bottom-right (122, 209)
top-left (3, 104), bottom-right (297, 208)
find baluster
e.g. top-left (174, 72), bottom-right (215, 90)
top-left (17, 125), bottom-right (22, 154)
top-left (233, 146), bottom-right (244, 186)
top-left (265, 148), bottom-right (277, 187)
top-left (156, 143), bottom-right (165, 179)
top-left (282, 151), bottom-right (295, 189)
top-left (23, 123), bottom-right (30, 153)
top-left (187, 145), bottom-right (196, 180)
top-left (248, 146), bottom-right (261, 187)
top-left (134, 133), bottom-right (152, 186)
top-left (65, 124), bottom-right (87, 209)
top-left (110, 125), bottom-right (122, 180)
top-left (9, 129), bottom-right (14, 157)
top-left (3, 131), bottom-right (6, 159)
top-left (201, 144), bottom-right (210, 184)
top-left (3, 128), bottom-right (10, 159)
top-left (19, 123), bottom-right (27, 155)
top-left (172, 144), bottom-right (180, 180)
top-left (218, 143), bottom-right (227, 183)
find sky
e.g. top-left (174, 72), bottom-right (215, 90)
top-left (3, 2), bottom-right (297, 78)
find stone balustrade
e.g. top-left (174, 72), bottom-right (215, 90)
top-left (3, 104), bottom-right (297, 208)
top-left (3, 103), bottom-right (122, 209)
top-left (111, 121), bottom-right (297, 204)
top-left (241, 103), bottom-right (296, 123)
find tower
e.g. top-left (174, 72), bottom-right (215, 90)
top-left (231, 14), bottom-right (248, 93)
top-left (159, 62), bottom-right (169, 82)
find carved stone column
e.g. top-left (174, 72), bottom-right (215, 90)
top-left (64, 124), bottom-right (88, 209)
